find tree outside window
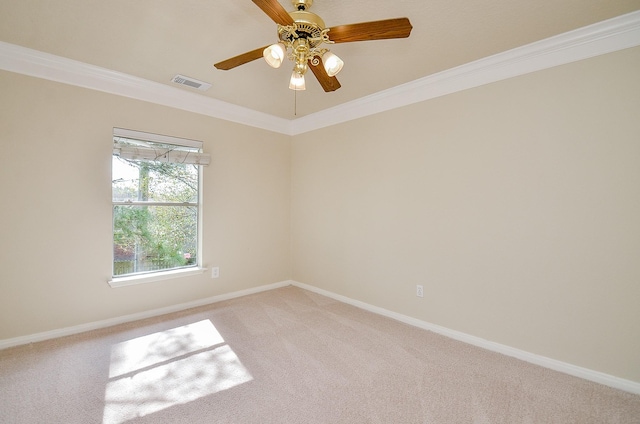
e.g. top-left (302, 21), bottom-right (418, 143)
top-left (112, 130), bottom-right (208, 278)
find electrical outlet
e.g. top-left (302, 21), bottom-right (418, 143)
top-left (211, 266), bottom-right (220, 278)
top-left (416, 285), bottom-right (424, 298)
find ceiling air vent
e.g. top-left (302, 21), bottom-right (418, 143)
top-left (171, 74), bottom-right (211, 91)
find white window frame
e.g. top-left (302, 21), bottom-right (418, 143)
top-left (109, 128), bottom-right (209, 288)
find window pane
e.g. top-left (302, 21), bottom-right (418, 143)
top-left (112, 156), bottom-right (198, 203)
top-left (112, 130), bottom-right (204, 279)
top-left (113, 205), bottom-right (198, 276)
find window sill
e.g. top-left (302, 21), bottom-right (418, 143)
top-left (108, 267), bottom-right (207, 288)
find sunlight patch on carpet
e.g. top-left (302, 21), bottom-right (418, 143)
top-left (103, 320), bottom-right (253, 423)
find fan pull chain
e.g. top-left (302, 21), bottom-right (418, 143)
top-left (294, 89), bottom-right (297, 116)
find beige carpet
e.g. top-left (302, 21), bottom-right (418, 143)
top-left (1, 286), bottom-right (639, 423)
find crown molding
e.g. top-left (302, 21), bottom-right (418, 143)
top-left (1, 10), bottom-right (639, 136)
top-left (291, 10), bottom-right (640, 135)
top-left (0, 41), bottom-right (292, 135)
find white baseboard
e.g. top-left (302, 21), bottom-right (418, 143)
top-left (0, 280), bottom-right (292, 351)
top-left (291, 281), bottom-right (640, 395)
top-left (2, 279), bottom-right (638, 395)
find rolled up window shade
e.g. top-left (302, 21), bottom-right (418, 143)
top-left (113, 143), bottom-right (210, 165)
top-left (113, 128), bottom-right (210, 166)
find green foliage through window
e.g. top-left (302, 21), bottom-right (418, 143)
top-left (112, 135), bottom-right (201, 277)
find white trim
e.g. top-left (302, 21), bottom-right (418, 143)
top-left (291, 10), bottom-right (640, 135)
top-left (2, 279), bottom-right (638, 394)
top-left (1, 12), bottom-right (639, 135)
top-left (108, 267), bottom-right (208, 288)
top-left (0, 280), bottom-right (292, 350)
top-left (0, 41), bottom-right (291, 135)
top-left (290, 281), bottom-right (640, 395)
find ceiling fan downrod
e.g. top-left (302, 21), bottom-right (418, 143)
top-left (292, 0), bottom-right (312, 11)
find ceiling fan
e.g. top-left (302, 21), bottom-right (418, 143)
top-left (214, 0), bottom-right (413, 92)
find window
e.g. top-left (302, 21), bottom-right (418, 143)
top-left (111, 128), bottom-right (209, 282)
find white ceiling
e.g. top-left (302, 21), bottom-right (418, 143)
top-left (1, 0), bottom-right (639, 119)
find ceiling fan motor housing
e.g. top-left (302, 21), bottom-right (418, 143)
top-left (282, 10), bottom-right (326, 47)
top-left (286, 0), bottom-right (325, 48)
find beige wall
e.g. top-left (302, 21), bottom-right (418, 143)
top-left (1, 46), bottom-right (639, 384)
top-left (291, 47), bottom-right (640, 382)
top-left (0, 71), bottom-right (291, 339)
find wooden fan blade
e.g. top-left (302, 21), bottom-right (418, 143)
top-left (214, 46), bottom-right (269, 70)
top-left (308, 58), bottom-right (341, 92)
top-left (252, 0), bottom-right (294, 25)
top-left (328, 18), bottom-right (412, 43)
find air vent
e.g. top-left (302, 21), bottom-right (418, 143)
top-left (171, 74), bottom-right (211, 91)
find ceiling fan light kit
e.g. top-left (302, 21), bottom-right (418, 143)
top-left (321, 51), bottom-right (343, 77)
top-left (214, 0), bottom-right (412, 92)
top-left (263, 42), bottom-right (287, 68)
top-left (289, 70), bottom-right (306, 90)
top-left (263, 0), bottom-right (337, 90)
